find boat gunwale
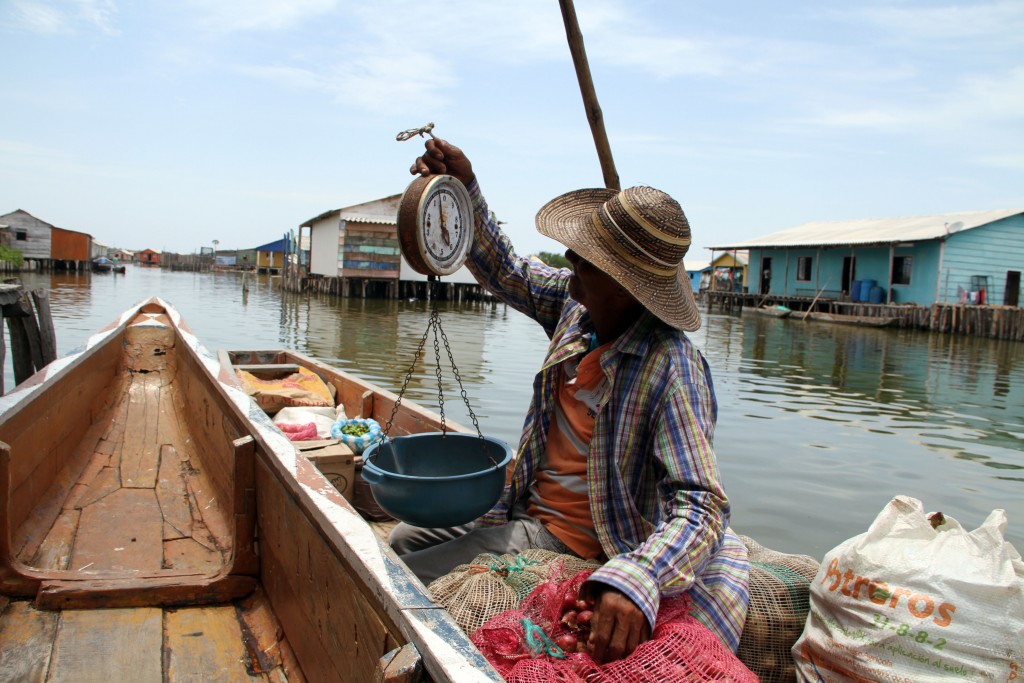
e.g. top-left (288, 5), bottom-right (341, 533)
top-left (1, 298), bottom-right (503, 681)
top-left (223, 348), bottom-right (501, 682)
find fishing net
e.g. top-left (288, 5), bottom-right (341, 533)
top-left (735, 534), bottom-right (820, 683)
top-left (472, 569), bottom-right (758, 683)
top-left (428, 549), bottom-right (600, 637)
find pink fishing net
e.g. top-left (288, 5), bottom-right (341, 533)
top-left (472, 570), bottom-right (758, 683)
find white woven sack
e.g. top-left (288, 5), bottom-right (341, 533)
top-left (793, 495), bottom-right (1023, 682)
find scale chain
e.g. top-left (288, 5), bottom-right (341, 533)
top-left (432, 306), bottom-right (446, 434)
top-left (381, 278), bottom-right (488, 465)
top-left (381, 310), bottom-right (434, 440)
top-left (436, 313), bottom-right (485, 439)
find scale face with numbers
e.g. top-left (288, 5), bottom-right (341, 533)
top-left (397, 174), bottom-right (474, 277)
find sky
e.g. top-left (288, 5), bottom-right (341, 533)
top-left (2, 0), bottom-right (1022, 263)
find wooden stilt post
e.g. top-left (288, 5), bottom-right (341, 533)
top-left (31, 288), bottom-right (57, 366)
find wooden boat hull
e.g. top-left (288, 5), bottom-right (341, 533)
top-left (807, 312), bottom-right (895, 327)
top-left (748, 306), bottom-right (791, 318)
top-left (0, 298), bottom-right (501, 682)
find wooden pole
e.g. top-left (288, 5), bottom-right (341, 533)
top-left (31, 289), bottom-right (57, 366)
top-left (558, 0), bottom-right (620, 191)
top-left (802, 277), bottom-right (833, 321)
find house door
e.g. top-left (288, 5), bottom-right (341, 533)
top-left (760, 257), bottom-right (772, 295)
top-left (841, 257), bottom-right (856, 296)
top-left (1005, 271), bottom-right (1021, 306)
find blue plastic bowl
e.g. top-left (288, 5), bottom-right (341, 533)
top-left (360, 432), bottom-right (513, 528)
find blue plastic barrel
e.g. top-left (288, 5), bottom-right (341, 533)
top-left (859, 279), bottom-right (877, 302)
top-left (868, 285), bottom-right (884, 304)
top-left (851, 280), bottom-right (862, 302)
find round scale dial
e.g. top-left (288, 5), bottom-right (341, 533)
top-left (398, 175), bottom-right (474, 277)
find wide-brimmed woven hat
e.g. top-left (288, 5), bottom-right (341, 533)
top-left (536, 185), bottom-right (701, 331)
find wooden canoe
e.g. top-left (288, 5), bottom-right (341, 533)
top-left (807, 311), bottom-right (896, 327)
top-left (748, 305), bottom-right (791, 319)
top-left (0, 298), bottom-right (501, 682)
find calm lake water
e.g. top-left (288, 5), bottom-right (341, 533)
top-left (10, 266), bottom-right (1024, 560)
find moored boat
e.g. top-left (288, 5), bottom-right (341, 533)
top-left (748, 305), bottom-right (791, 318)
top-left (0, 298), bottom-right (501, 682)
top-left (807, 311), bottom-right (896, 327)
top-left (91, 257), bottom-right (114, 273)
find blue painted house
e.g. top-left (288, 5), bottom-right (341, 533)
top-left (686, 260), bottom-right (710, 293)
top-left (709, 209), bottom-right (1024, 307)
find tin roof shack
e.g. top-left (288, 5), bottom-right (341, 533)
top-left (302, 195), bottom-right (403, 298)
top-left (686, 260), bottom-right (710, 293)
top-left (254, 239), bottom-right (285, 273)
top-left (0, 210), bottom-right (92, 270)
top-left (138, 249), bottom-right (161, 266)
top-left (706, 251), bottom-right (748, 293)
top-left (50, 226), bottom-right (92, 265)
top-left (711, 209), bottom-right (1024, 307)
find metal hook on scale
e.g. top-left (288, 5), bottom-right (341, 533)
top-left (395, 122), bottom-right (436, 142)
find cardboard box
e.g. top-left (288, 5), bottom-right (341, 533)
top-left (296, 439), bottom-right (355, 500)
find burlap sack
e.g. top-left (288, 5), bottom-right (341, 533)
top-left (736, 534), bottom-right (820, 683)
top-left (428, 549), bottom-right (600, 637)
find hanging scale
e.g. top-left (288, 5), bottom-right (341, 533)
top-left (382, 124), bottom-right (487, 449)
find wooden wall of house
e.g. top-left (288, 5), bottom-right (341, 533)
top-left (0, 210), bottom-right (52, 261)
top-left (51, 227), bottom-right (91, 261)
top-left (341, 223), bottom-right (401, 278)
top-left (943, 215), bottom-right (1024, 306)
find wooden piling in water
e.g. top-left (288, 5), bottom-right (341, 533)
top-left (707, 291), bottom-right (1024, 340)
top-left (0, 284), bottom-right (59, 393)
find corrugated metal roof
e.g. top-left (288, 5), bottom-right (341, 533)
top-left (707, 208), bottom-right (1022, 250)
top-left (301, 194), bottom-right (402, 228)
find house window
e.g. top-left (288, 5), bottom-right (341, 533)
top-left (892, 256), bottom-right (913, 285)
top-left (796, 256), bottom-right (812, 281)
top-left (15, 231), bottom-right (27, 241)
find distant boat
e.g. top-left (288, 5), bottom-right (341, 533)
top-left (91, 257), bottom-right (113, 273)
top-left (807, 312), bottom-right (896, 327)
top-left (748, 305), bottom-right (791, 319)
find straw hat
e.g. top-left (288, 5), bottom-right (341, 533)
top-left (536, 186), bottom-right (701, 331)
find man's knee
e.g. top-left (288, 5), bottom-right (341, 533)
top-left (388, 523), bottom-right (420, 554)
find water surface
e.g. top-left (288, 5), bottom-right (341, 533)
top-left (12, 267), bottom-right (1023, 559)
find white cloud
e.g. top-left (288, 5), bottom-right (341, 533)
top-left (8, 1), bottom-right (71, 33)
top-left (75, 0), bottom-right (118, 35)
top-left (186, 0), bottom-right (337, 32)
top-left (237, 49), bottom-right (456, 114)
top-left (804, 65), bottom-right (1024, 133)
top-left (7, 0), bottom-right (118, 34)
top-left (849, 1), bottom-right (1024, 43)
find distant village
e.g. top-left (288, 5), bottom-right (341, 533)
top-left (1, 197), bottom-right (1021, 338)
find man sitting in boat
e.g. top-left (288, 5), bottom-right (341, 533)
top-left (391, 138), bottom-right (749, 663)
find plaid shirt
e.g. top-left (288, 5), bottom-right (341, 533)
top-left (465, 181), bottom-right (749, 649)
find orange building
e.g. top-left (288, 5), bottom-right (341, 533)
top-left (51, 226), bottom-right (93, 262)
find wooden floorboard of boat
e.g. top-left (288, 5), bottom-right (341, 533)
top-left (17, 362), bottom-right (232, 576)
top-left (48, 606), bottom-right (163, 682)
top-left (0, 600), bottom-right (58, 682)
top-left (72, 488), bottom-right (164, 572)
top-left (0, 591), bottom-right (297, 681)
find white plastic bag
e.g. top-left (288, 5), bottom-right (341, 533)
top-left (793, 495), bottom-right (1024, 682)
top-left (272, 405), bottom-right (340, 439)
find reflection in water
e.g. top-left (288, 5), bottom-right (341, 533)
top-left (9, 268), bottom-right (1023, 559)
top-left (700, 314), bottom-right (1023, 556)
